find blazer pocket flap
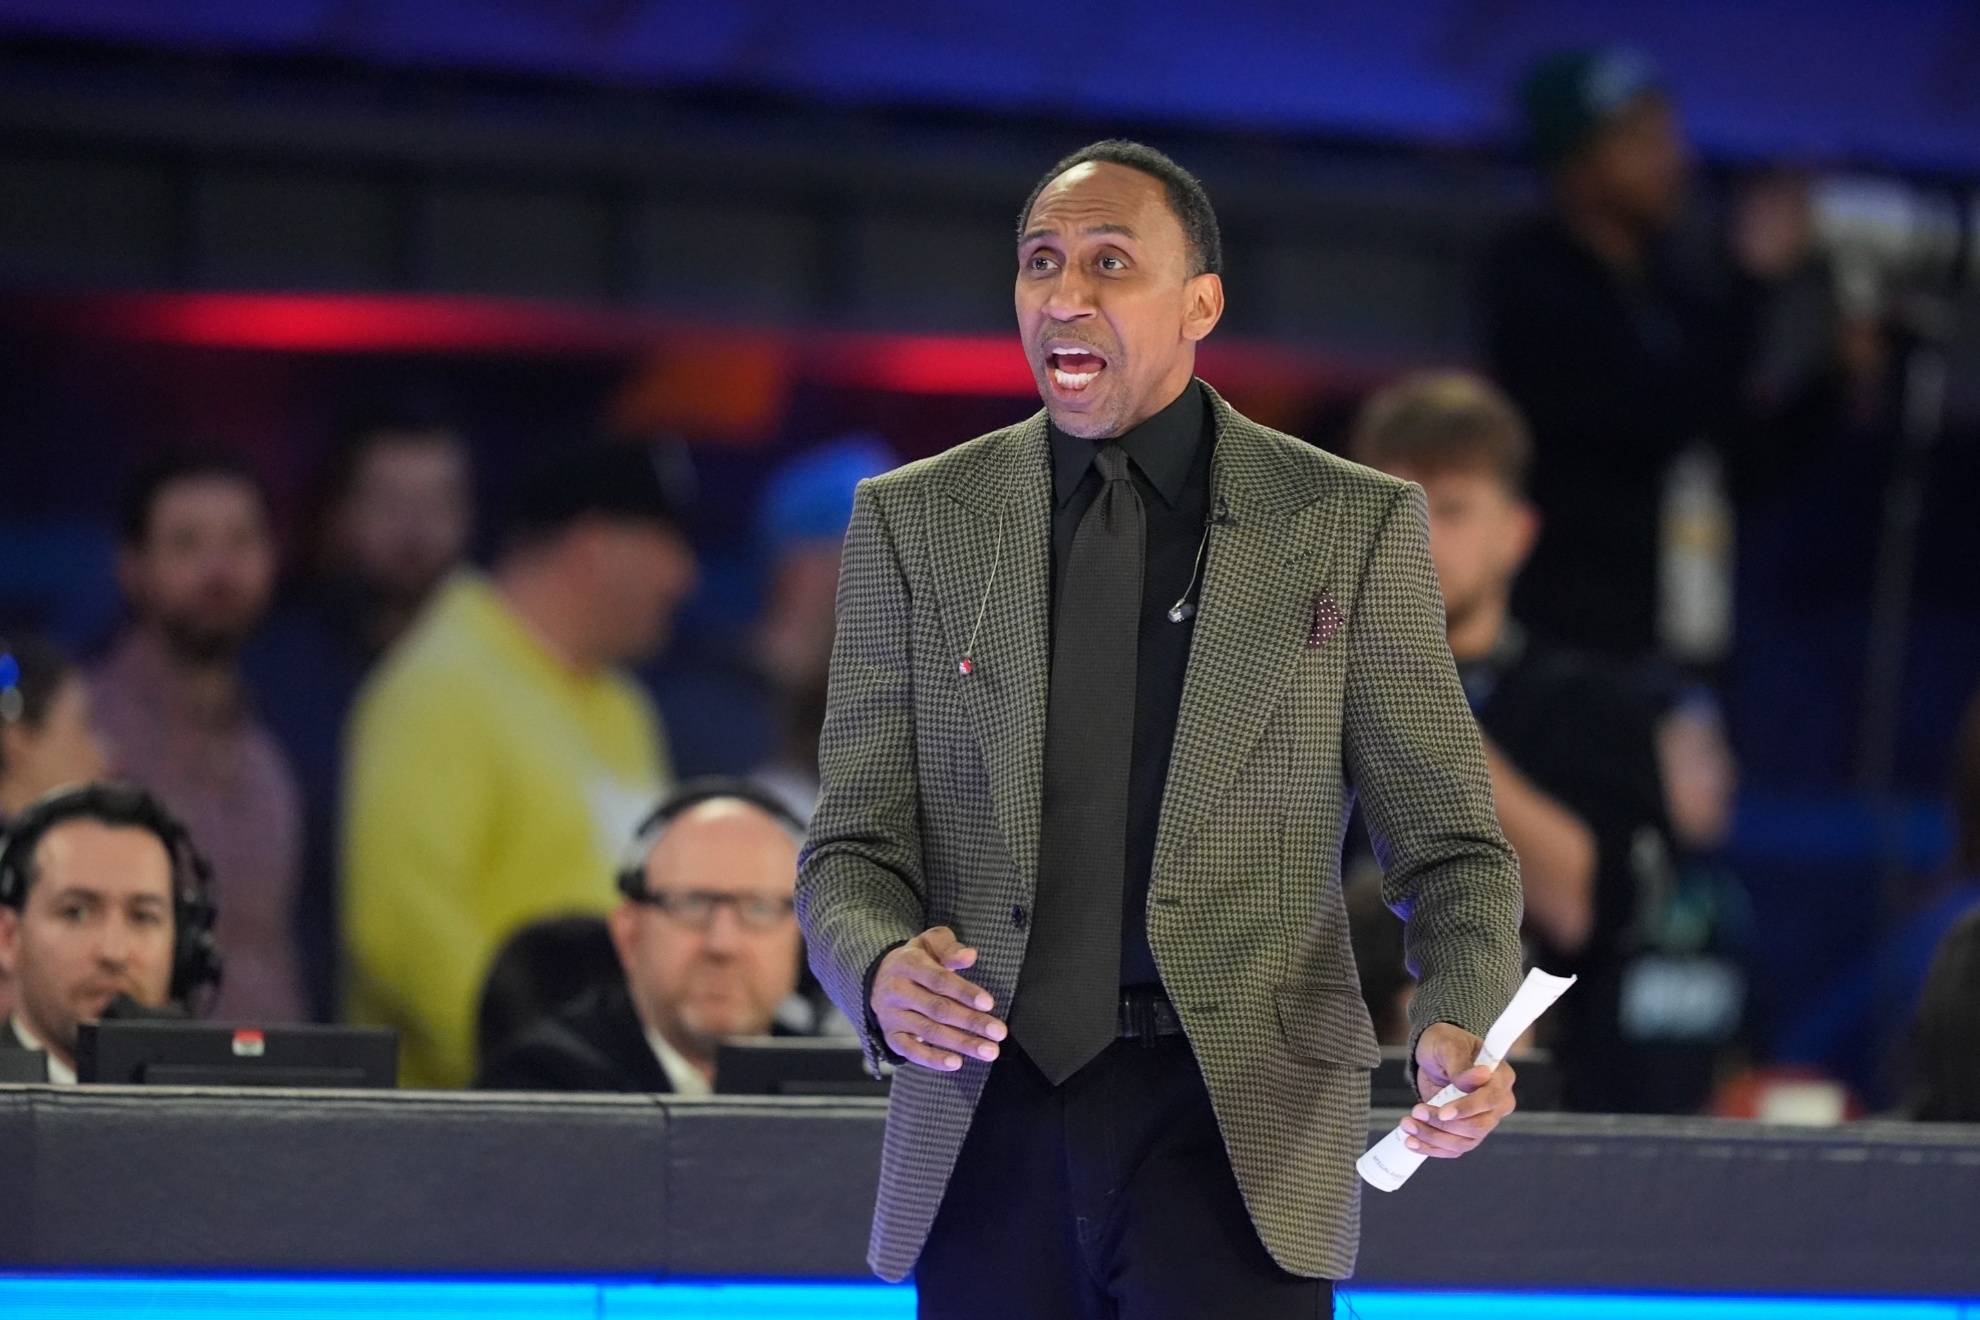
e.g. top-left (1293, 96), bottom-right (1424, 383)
top-left (1274, 986), bottom-right (1382, 1070)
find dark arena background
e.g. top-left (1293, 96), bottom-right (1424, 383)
top-left (0, 2), bottom-right (1977, 1316)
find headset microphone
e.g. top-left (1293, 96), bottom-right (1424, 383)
top-left (616, 776), bottom-right (809, 898)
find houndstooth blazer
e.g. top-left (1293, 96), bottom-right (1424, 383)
top-left (798, 383), bottom-right (1525, 1283)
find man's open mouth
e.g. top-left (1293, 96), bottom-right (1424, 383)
top-left (1045, 344), bottom-right (1108, 394)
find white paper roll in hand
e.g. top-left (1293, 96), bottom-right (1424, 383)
top-left (1357, 969), bottom-right (1576, 1192)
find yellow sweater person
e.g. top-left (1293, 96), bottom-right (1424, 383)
top-left (343, 447), bottom-right (697, 1088)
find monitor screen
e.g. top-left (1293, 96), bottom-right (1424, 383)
top-left (76, 1020), bottom-right (399, 1089)
top-left (0, 1050), bottom-right (48, 1084)
top-left (714, 1038), bottom-right (887, 1097)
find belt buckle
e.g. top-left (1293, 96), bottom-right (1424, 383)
top-left (1120, 990), bottom-right (1166, 1045)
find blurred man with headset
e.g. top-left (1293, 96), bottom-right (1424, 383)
top-left (0, 783), bottom-right (221, 1083)
top-left (478, 778), bottom-right (807, 1094)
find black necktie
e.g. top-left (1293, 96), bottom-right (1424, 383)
top-left (1012, 443), bottom-right (1143, 1085)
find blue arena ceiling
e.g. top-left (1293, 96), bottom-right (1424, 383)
top-left (0, 1), bottom-right (1975, 175)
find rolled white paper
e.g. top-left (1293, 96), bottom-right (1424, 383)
top-left (1357, 968), bottom-right (1576, 1192)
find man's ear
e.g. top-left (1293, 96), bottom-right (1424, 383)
top-left (1181, 272), bottom-right (1225, 344)
top-left (0, 905), bottom-right (21, 980)
top-left (606, 899), bottom-right (641, 971)
top-left (1509, 498), bottom-right (1542, 573)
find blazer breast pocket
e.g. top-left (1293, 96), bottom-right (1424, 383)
top-left (1273, 985), bottom-right (1382, 1070)
top-left (1304, 587), bottom-right (1346, 651)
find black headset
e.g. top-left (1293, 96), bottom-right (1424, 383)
top-left (614, 775), bottom-right (808, 900)
top-left (0, 782), bottom-right (224, 1006)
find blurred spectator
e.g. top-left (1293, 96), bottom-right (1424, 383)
top-left (0, 635), bottom-right (111, 823)
top-left (749, 436), bottom-right (895, 820)
top-left (0, 784), bottom-right (217, 1084)
top-left (474, 914), bottom-right (621, 1080)
top-left (1656, 687), bottom-right (1741, 854)
top-left (478, 780), bottom-right (803, 1094)
top-left (0, 635), bottom-right (112, 1022)
top-left (1354, 372), bottom-right (1742, 1113)
top-left (344, 443), bottom-right (696, 1088)
top-left (1483, 47), bottom-right (1852, 665)
top-left (1781, 685), bottom-right (1980, 1102)
top-left (91, 453), bottom-right (303, 1024)
top-left (1903, 906), bottom-right (1980, 1122)
top-left (244, 407), bottom-right (473, 1022)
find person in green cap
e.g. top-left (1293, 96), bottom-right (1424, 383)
top-left (1480, 47), bottom-right (1860, 671)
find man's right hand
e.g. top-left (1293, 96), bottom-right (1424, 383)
top-left (871, 926), bottom-right (1008, 1072)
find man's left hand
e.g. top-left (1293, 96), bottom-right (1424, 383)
top-left (1403, 1023), bottom-right (1517, 1158)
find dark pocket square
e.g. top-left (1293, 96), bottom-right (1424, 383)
top-left (1307, 589), bottom-right (1345, 648)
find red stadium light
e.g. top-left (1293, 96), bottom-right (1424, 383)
top-left (15, 290), bottom-right (1384, 402)
top-left (808, 331), bottom-right (1035, 396)
top-left (71, 292), bottom-right (655, 356)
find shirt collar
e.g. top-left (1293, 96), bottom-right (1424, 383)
top-left (1049, 378), bottom-right (1207, 511)
top-left (12, 1013), bottom-right (76, 1085)
top-left (643, 1021), bottom-right (712, 1097)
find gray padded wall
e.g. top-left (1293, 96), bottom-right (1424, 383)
top-left (1, 1087), bottom-right (1977, 1294)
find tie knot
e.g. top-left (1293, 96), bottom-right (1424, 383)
top-left (1093, 443), bottom-right (1132, 484)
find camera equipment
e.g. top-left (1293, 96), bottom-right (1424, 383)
top-left (1810, 175), bottom-right (1980, 316)
top-left (1808, 178), bottom-right (1979, 811)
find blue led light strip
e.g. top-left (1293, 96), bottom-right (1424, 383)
top-left (1340, 1292), bottom-right (1971, 1320)
top-left (0, 1278), bottom-right (1972, 1319)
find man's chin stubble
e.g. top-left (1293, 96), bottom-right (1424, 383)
top-left (160, 621), bottom-right (255, 665)
top-left (1047, 399), bottom-right (1125, 442)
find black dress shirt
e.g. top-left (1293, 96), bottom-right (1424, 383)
top-left (1048, 378), bottom-right (1214, 988)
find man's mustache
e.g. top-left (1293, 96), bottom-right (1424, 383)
top-left (1033, 331), bottom-right (1115, 358)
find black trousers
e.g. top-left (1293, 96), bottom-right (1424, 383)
top-left (916, 1034), bottom-right (1334, 1320)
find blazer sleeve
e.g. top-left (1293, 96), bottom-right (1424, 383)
top-left (796, 480), bottom-right (930, 1070)
top-left (1341, 482), bottom-right (1526, 1061)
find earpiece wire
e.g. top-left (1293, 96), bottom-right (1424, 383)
top-left (960, 505), bottom-right (1008, 667)
top-left (1168, 514), bottom-right (1212, 619)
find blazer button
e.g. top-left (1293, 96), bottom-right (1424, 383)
top-left (1010, 904), bottom-right (1028, 931)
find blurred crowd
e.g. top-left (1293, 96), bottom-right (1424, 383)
top-left (0, 47), bottom-right (1975, 1122)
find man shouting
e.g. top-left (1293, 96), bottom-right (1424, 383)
top-left (799, 139), bottom-right (1526, 1318)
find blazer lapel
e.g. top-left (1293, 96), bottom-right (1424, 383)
top-left (926, 414), bottom-right (1054, 888)
top-left (1153, 389), bottom-right (1345, 879)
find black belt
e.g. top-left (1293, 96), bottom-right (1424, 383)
top-left (1117, 986), bottom-right (1186, 1041)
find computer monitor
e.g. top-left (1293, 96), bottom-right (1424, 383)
top-left (75, 1019), bottom-right (399, 1089)
top-left (714, 1037), bottom-right (887, 1097)
top-left (0, 1050), bottom-right (48, 1083)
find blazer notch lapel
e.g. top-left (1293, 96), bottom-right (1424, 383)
top-left (1152, 420), bottom-right (1347, 878)
top-left (926, 420), bottom-right (1052, 885)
